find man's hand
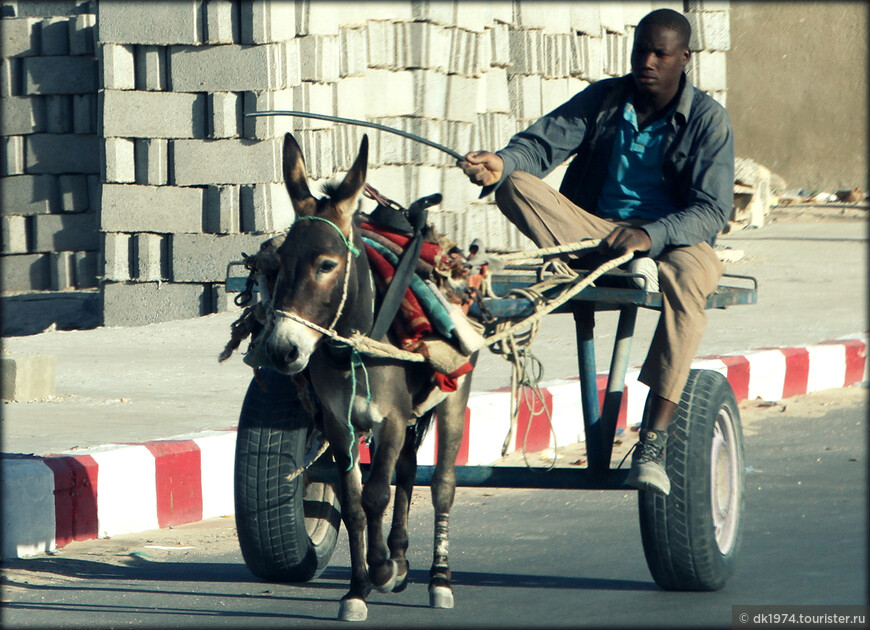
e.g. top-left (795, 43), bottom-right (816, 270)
top-left (458, 151), bottom-right (504, 187)
top-left (600, 226), bottom-right (652, 256)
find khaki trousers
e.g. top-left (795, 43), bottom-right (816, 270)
top-left (494, 171), bottom-right (724, 403)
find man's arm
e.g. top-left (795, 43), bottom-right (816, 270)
top-left (641, 104), bottom-right (735, 258)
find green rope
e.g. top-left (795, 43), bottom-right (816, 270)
top-left (293, 216), bottom-right (360, 257)
top-left (344, 348), bottom-right (371, 472)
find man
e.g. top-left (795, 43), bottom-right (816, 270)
top-left (459, 8), bottom-right (734, 495)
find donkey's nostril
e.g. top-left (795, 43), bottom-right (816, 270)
top-left (284, 345), bottom-right (299, 365)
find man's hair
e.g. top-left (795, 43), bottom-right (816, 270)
top-left (638, 8), bottom-right (691, 49)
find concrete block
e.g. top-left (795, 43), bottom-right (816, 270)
top-left (516, 1), bottom-right (572, 32)
top-left (1, 214), bottom-right (28, 253)
top-left (578, 34), bottom-right (605, 82)
top-left (622, 2), bottom-right (653, 28)
top-left (411, 69), bottom-right (447, 119)
top-left (1, 355), bottom-right (55, 402)
top-left (331, 123), bottom-right (365, 171)
top-left (366, 20), bottom-right (394, 70)
top-left (0, 174), bottom-right (57, 214)
top-left (239, 182), bottom-right (293, 234)
top-left (445, 121), bottom-right (473, 163)
top-left (411, 0), bottom-right (455, 25)
top-left (39, 16), bottom-right (69, 56)
top-left (58, 174), bottom-right (89, 212)
top-left (570, 4), bottom-right (602, 37)
top-left (209, 92), bottom-right (241, 138)
top-left (685, 1), bottom-right (731, 11)
top-left (102, 90), bottom-right (206, 139)
top-left (454, 1), bottom-right (496, 31)
top-left (488, 23), bottom-right (511, 67)
top-left (23, 55), bottom-right (97, 94)
top-left (205, 0), bottom-right (239, 44)
top-left (343, 1), bottom-right (412, 24)
top-left (299, 34), bottom-right (340, 83)
top-left (689, 10), bottom-right (730, 52)
top-left (339, 26), bottom-right (367, 77)
top-left (170, 42), bottom-right (289, 91)
top-left (448, 27), bottom-right (481, 76)
top-left (444, 74), bottom-right (479, 122)
top-left (102, 232), bottom-right (131, 281)
top-left (710, 90), bottom-right (726, 109)
top-left (507, 28), bottom-right (543, 76)
top-left (687, 50), bottom-right (727, 92)
top-left (74, 250), bottom-right (98, 288)
top-left (292, 82), bottom-right (335, 129)
top-left (45, 95), bottom-right (73, 134)
top-left (0, 17), bottom-right (40, 58)
top-left (2, 135), bottom-right (25, 176)
top-left (32, 212), bottom-right (99, 252)
top-left (100, 44), bottom-right (135, 90)
top-left (240, 0), bottom-right (296, 44)
top-left (135, 46), bottom-right (168, 91)
top-left (134, 233), bottom-right (165, 281)
top-left (50, 251), bottom-right (74, 290)
top-left (164, 137), bottom-right (277, 187)
top-left (69, 13), bottom-right (96, 55)
top-left (101, 184), bottom-right (204, 233)
top-left (284, 128), bottom-right (332, 180)
top-left (101, 281), bottom-right (207, 327)
top-left (204, 185), bottom-right (240, 234)
top-left (364, 69), bottom-right (414, 117)
top-left (480, 67), bottom-right (510, 113)
top-left (475, 111), bottom-right (516, 153)
top-left (133, 138), bottom-right (170, 185)
top-left (103, 137), bottom-right (136, 183)
top-left (241, 88), bottom-right (294, 139)
top-left (1, 58), bottom-right (22, 97)
top-left (170, 232), bottom-right (272, 282)
top-left (507, 73), bottom-right (541, 122)
top-left (335, 75), bottom-right (368, 119)
top-left (542, 77), bottom-right (570, 114)
top-left (73, 94), bottom-right (96, 134)
top-left (98, 0), bottom-right (203, 45)
top-left (604, 31), bottom-right (628, 77)
top-left (1, 253), bottom-right (50, 292)
top-left (0, 96), bottom-right (46, 136)
top-left (294, 0), bottom-right (342, 36)
top-left (599, 2), bottom-right (626, 34)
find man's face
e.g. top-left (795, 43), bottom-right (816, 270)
top-left (630, 24), bottom-right (690, 100)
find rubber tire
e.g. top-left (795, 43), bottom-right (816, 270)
top-left (637, 369), bottom-right (745, 591)
top-left (234, 368), bottom-right (341, 582)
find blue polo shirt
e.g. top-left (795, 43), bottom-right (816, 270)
top-left (596, 99), bottom-right (679, 221)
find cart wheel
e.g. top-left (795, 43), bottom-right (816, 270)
top-left (637, 369), bottom-right (745, 591)
top-left (234, 369), bottom-right (341, 582)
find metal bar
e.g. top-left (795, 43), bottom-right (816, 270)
top-left (573, 304), bottom-right (606, 471)
top-left (306, 463), bottom-right (632, 490)
top-left (597, 305), bottom-right (638, 468)
top-left (245, 110), bottom-right (465, 161)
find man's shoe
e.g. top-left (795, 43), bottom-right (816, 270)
top-left (625, 429), bottom-right (671, 495)
top-left (627, 257), bottom-right (659, 292)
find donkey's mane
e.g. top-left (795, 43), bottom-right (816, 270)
top-left (320, 181), bottom-right (342, 200)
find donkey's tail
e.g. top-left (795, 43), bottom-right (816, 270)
top-left (412, 409), bottom-right (436, 452)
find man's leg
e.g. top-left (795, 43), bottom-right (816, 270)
top-left (628, 242), bottom-right (724, 495)
top-left (494, 171), bottom-right (615, 246)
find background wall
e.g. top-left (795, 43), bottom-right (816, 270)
top-left (1, 0), bottom-right (731, 333)
top-left (727, 1), bottom-right (868, 191)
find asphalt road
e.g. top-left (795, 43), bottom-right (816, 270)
top-left (2, 387), bottom-right (866, 629)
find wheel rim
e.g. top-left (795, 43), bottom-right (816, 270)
top-left (710, 406), bottom-right (741, 555)
top-left (303, 478), bottom-right (338, 546)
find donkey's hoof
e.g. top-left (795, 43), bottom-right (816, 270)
top-left (392, 562), bottom-right (410, 593)
top-left (429, 585), bottom-right (454, 609)
top-left (372, 559), bottom-right (399, 593)
top-left (338, 598), bottom-right (368, 622)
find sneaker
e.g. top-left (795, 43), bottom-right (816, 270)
top-left (625, 429), bottom-right (671, 495)
top-left (627, 257), bottom-right (659, 292)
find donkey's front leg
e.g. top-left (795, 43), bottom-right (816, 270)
top-left (334, 459), bottom-right (370, 622)
top-left (362, 417), bottom-right (405, 593)
top-left (386, 424), bottom-right (419, 593)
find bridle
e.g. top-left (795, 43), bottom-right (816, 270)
top-left (269, 216), bottom-right (361, 338)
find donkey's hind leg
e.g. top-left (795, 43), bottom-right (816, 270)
top-left (386, 424), bottom-right (419, 593)
top-left (428, 373), bottom-right (473, 608)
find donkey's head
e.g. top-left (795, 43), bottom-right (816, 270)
top-left (265, 133), bottom-right (371, 374)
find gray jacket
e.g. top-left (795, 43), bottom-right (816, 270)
top-left (486, 73), bottom-right (735, 258)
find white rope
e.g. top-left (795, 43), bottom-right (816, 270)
top-left (285, 439), bottom-right (331, 482)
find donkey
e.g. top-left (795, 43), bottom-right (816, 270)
top-left (263, 132), bottom-right (475, 621)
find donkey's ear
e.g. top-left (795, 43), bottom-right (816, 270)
top-left (332, 134), bottom-right (368, 222)
top-left (283, 133), bottom-right (317, 217)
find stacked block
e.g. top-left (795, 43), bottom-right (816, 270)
top-left (0, 6), bottom-right (100, 306)
top-left (1, 1), bottom-right (732, 330)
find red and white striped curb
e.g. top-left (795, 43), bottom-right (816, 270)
top-left (3, 334), bottom-right (866, 560)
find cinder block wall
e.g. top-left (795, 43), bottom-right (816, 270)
top-left (0, 1), bottom-right (100, 333)
top-left (0, 0), bottom-right (730, 331)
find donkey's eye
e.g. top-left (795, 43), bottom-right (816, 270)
top-left (317, 259), bottom-right (339, 274)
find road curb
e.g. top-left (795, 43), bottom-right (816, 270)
top-left (2, 334), bottom-right (866, 560)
